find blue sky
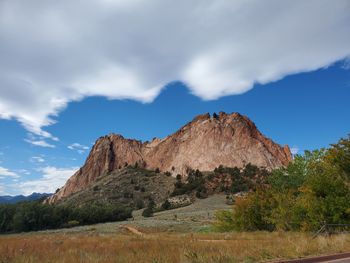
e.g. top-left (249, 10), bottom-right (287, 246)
top-left (0, 0), bottom-right (350, 195)
top-left (0, 61), bottom-right (349, 195)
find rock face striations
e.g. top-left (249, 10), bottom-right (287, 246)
top-left (46, 112), bottom-right (292, 204)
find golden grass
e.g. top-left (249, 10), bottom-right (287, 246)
top-left (1, 231), bottom-right (350, 263)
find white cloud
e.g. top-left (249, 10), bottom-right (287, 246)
top-left (14, 166), bottom-right (78, 195)
top-left (0, 166), bottom-right (20, 178)
top-left (0, 0), bottom-right (349, 137)
top-left (17, 169), bottom-right (30, 175)
top-left (24, 133), bottom-right (56, 148)
top-left (30, 156), bottom-right (45, 163)
top-left (68, 143), bottom-right (89, 154)
top-left (24, 139), bottom-right (55, 148)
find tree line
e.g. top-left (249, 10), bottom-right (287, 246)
top-left (215, 135), bottom-right (350, 232)
top-left (0, 201), bottom-right (132, 233)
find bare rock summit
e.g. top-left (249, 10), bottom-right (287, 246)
top-left (47, 112), bottom-right (292, 204)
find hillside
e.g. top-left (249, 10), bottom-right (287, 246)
top-left (59, 167), bottom-right (175, 209)
top-left (56, 163), bottom-right (270, 211)
top-left (47, 112), bottom-right (292, 204)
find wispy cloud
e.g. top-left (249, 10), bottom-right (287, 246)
top-left (24, 133), bottom-right (57, 148)
top-left (30, 156), bottom-right (45, 163)
top-left (68, 143), bottom-right (89, 154)
top-left (0, 166), bottom-right (20, 178)
top-left (17, 169), bottom-right (31, 176)
top-left (24, 139), bottom-right (55, 148)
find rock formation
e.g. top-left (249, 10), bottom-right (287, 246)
top-left (46, 112), bottom-right (292, 204)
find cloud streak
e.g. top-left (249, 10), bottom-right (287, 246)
top-left (0, 0), bottom-right (349, 138)
top-left (24, 139), bottom-right (55, 148)
top-left (0, 166), bottom-right (19, 178)
top-left (68, 143), bottom-right (89, 154)
top-left (30, 156), bottom-right (45, 163)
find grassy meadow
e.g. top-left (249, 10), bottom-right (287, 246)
top-left (1, 230), bottom-right (350, 263)
top-left (1, 194), bottom-right (350, 263)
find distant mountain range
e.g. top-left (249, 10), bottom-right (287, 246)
top-left (0, 193), bottom-right (52, 204)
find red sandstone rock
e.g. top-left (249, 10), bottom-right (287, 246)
top-left (46, 112), bottom-right (292, 204)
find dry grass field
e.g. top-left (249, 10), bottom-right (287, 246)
top-left (1, 195), bottom-right (349, 263)
top-left (1, 231), bottom-right (350, 263)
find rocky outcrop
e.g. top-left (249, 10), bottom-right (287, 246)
top-left (46, 112), bottom-right (292, 204)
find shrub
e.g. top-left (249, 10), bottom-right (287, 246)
top-left (142, 207), bottom-right (153, 217)
top-left (135, 199), bottom-right (144, 209)
top-left (142, 199), bottom-right (155, 217)
top-left (65, 220), bottom-right (80, 228)
top-left (161, 200), bottom-right (171, 210)
top-left (214, 210), bottom-right (235, 232)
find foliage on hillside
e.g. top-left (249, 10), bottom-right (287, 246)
top-left (60, 166), bottom-right (175, 209)
top-left (171, 164), bottom-right (270, 198)
top-left (0, 201), bottom-right (132, 233)
top-left (215, 135), bottom-right (350, 232)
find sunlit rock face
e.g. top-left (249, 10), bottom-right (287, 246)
top-left (46, 112), bottom-right (291, 204)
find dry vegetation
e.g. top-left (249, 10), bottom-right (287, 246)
top-left (1, 231), bottom-right (350, 263)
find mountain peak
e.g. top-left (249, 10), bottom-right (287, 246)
top-left (46, 112), bottom-right (292, 204)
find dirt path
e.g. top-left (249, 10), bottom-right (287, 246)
top-left (121, 226), bottom-right (239, 243)
top-left (120, 225), bottom-right (145, 237)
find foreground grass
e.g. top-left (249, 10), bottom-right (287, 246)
top-left (1, 231), bottom-right (350, 263)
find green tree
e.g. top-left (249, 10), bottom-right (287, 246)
top-left (142, 199), bottom-right (155, 217)
top-left (215, 138), bottom-right (350, 232)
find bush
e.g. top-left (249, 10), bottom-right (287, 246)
top-left (135, 199), bottom-right (144, 209)
top-left (171, 170), bottom-right (205, 197)
top-left (64, 220), bottom-right (80, 228)
top-left (214, 210), bottom-right (235, 232)
top-left (142, 199), bottom-right (155, 217)
top-left (161, 200), bottom-right (171, 210)
top-left (142, 207), bottom-right (153, 217)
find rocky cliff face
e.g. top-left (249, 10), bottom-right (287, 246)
top-left (46, 112), bottom-right (292, 204)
